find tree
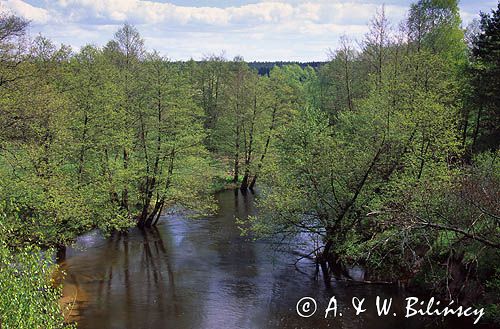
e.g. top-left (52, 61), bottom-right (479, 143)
top-left (317, 36), bottom-right (368, 123)
top-left (195, 53), bottom-right (228, 140)
top-left (134, 52), bottom-right (214, 227)
top-left (65, 45), bottom-right (132, 233)
top-left (466, 4), bottom-right (500, 153)
top-left (250, 0), bottom-right (472, 289)
top-left (406, 0), bottom-right (465, 63)
top-left (0, 12), bottom-right (28, 88)
top-left (111, 23), bottom-right (145, 212)
top-left (248, 65), bottom-right (306, 190)
top-left (0, 242), bottom-right (73, 329)
top-left (363, 5), bottom-right (391, 88)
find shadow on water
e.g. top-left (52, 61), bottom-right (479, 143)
top-left (59, 190), bottom-right (488, 329)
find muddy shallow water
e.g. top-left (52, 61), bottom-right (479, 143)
top-left (59, 190), bottom-right (487, 329)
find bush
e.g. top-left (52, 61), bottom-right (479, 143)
top-left (0, 243), bottom-right (73, 329)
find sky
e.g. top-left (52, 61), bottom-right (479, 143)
top-left (0, 0), bottom-right (497, 61)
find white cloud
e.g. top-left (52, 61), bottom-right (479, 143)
top-left (48, 1), bottom-right (300, 27)
top-left (0, 0), bottom-right (496, 61)
top-left (1, 0), bottom-right (49, 23)
top-left (6, 0), bottom-right (400, 28)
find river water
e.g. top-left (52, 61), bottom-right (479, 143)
top-left (59, 190), bottom-right (486, 329)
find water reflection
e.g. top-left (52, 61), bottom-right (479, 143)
top-left (60, 190), bottom-right (486, 329)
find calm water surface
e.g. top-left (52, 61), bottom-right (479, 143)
top-left (60, 190), bottom-right (485, 329)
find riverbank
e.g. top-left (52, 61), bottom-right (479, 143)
top-left (55, 190), bottom-right (495, 329)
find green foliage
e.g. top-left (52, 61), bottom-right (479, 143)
top-left (190, 57), bottom-right (312, 189)
top-left (407, 0), bottom-right (466, 64)
top-left (483, 266), bottom-right (500, 324)
top-left (247, 0), bottom-right (499, 316)
top-left (465, 3), bottom-right (500, 153)
top-left (0, 38), bottom-right (133, 247)
top-left (0, 242), bottom-right (73, 328)
top-left (0, 1), bottom-right (498, 325)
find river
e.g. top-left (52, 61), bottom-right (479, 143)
top-left (59, 190), bottom-right (486, 329)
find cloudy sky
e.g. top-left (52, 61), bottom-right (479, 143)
top-left (0, 0), bottom-right (497, 61)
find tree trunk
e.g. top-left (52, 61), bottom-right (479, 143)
top-left (471, 104), bottom-right (482, 153)
top-left (344, 56), bottom-right (353, 111)
top-left (240, 172), bottom-right (249, 190)
top-left (122, 147), bottom-right (129, 212)
top-left (461, 107), bottom-right (469, 149)
top-left (233, 124), bottom-right (240, 184)
top-left (152, 202), bottom-right (164, 226)
top-left (249, 174), bottom-right (257, 190)
top-left (140, 197), bottom-right (163, 228)
top-left (249, 105), bottom-right (277, 190)
top-left (77, 112), bottom-right (88, 181)
top-left (140, 148), bottom-right (175, 228)
top-left (241, 95), bottom-right (257, 190)
top-left (319, 239), bottom-right (333, 287)
top-left (55, 245), bottom-right (67, 263)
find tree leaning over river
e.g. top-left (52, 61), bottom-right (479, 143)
top-left (250, 0), bottom-right (500, 318)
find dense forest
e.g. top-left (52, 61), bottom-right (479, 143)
top-left (0, 0), bottom-right (498, 327)
top-left (247, 61), bottom-right (326, 76)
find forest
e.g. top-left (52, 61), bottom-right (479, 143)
top-left (0, 0), bottom-right (498, 328)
